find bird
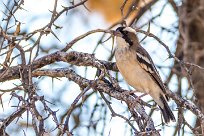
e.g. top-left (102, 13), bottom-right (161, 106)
top-left (114, 26), bottom-right (175, 123)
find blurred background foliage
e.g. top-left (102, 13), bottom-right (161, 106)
top-left (1, 0), bottom-right (203, 136)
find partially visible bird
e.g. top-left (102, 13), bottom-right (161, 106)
top-left (114, 26), bottom-right (175, 123)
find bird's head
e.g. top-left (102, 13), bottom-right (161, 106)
top-left (114, 27), bottom-right (138, 47)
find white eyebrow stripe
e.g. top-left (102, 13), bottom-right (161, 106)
top-left (123, 27), bottom-right (136, 34)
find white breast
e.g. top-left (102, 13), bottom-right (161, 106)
top-left (115, 42), bottom-right (161, 95)
top-left (115, 49), bottom-right (145, 92)
top-left (115, 36), bottom-right (164, 108)
top-left (116, 37), bottom-right (129, 49)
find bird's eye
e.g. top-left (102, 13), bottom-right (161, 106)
top-left (123, 31), bottom-right (128, 35)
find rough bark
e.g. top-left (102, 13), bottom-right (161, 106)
top-left (179, 1), bottom-right (204, 133)
top-left (179, 0), bottom-right (204, 112)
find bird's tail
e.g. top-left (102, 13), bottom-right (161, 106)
top-left (159, 95), bottom-right (175, 123)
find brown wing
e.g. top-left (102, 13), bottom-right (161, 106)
top-left (136, 46), bottom-right (168, 99)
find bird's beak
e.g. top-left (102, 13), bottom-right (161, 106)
top-left (113, 31), bottom-right (122, 37)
